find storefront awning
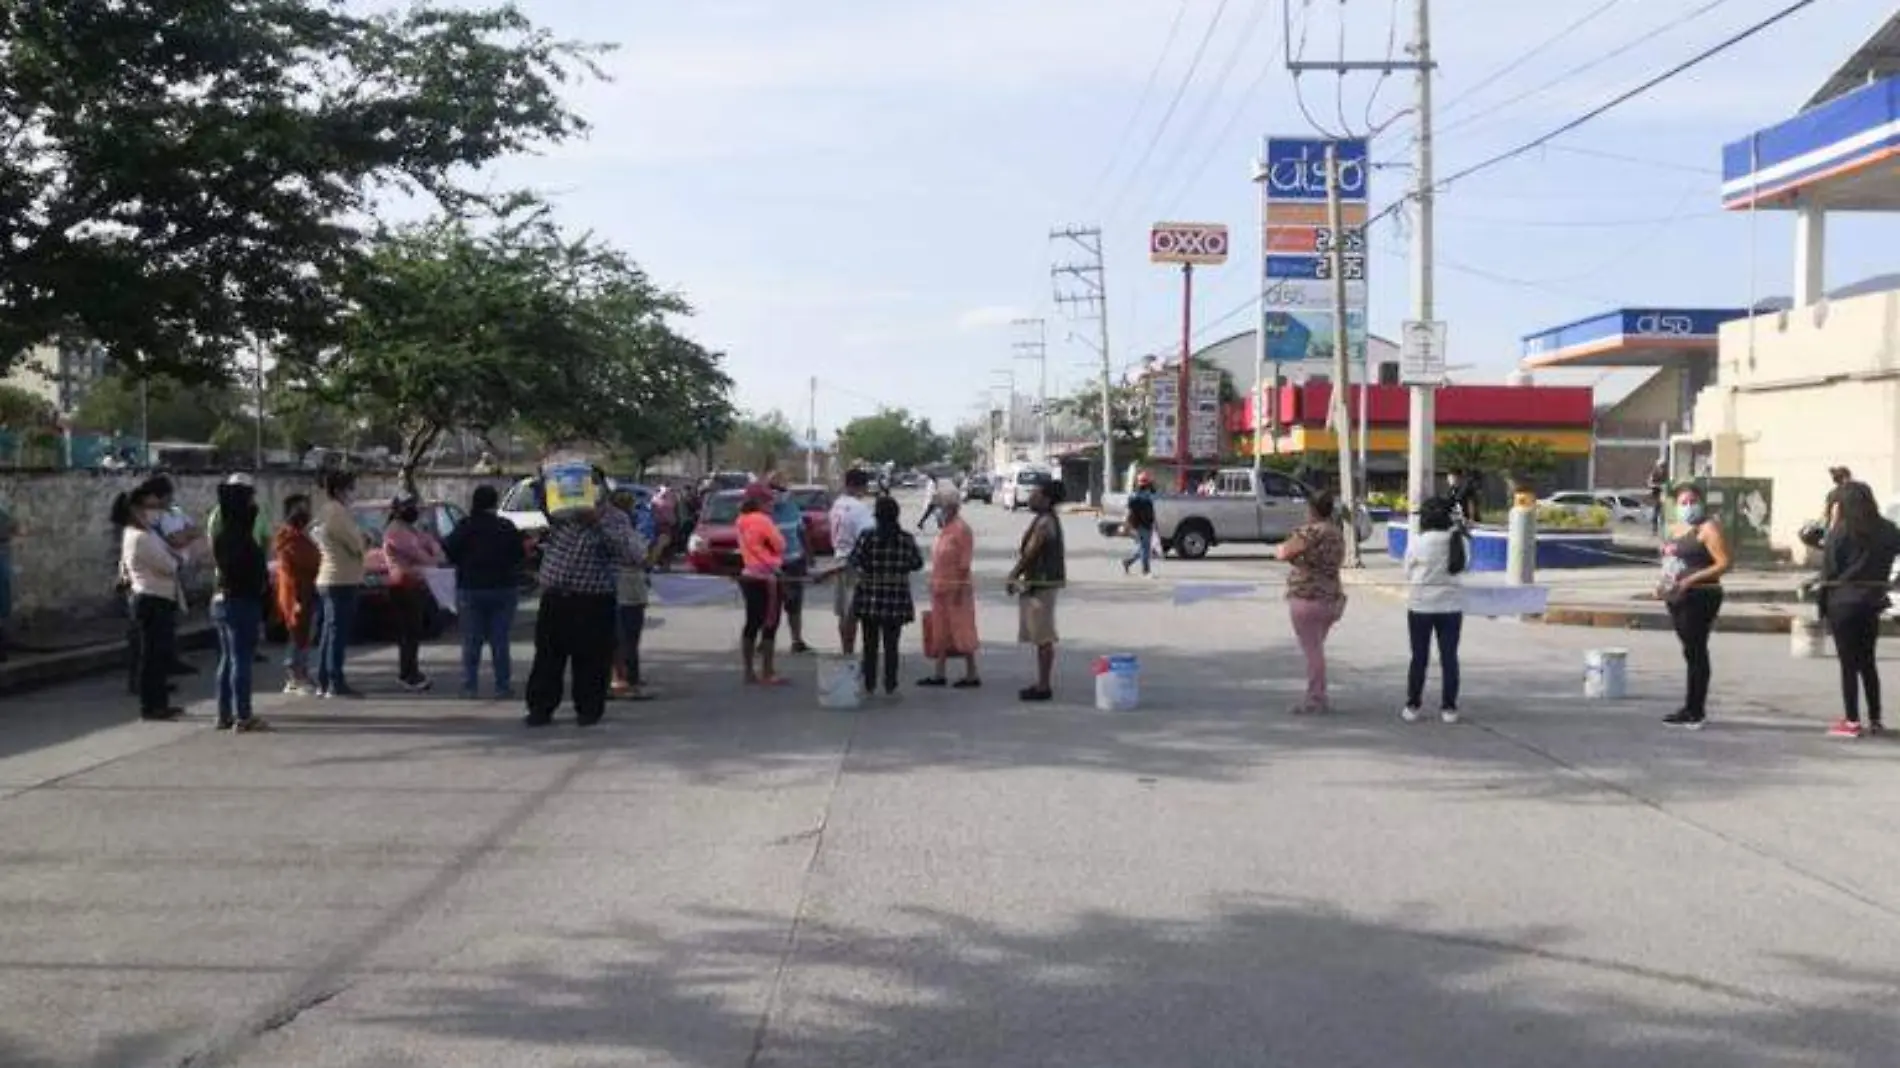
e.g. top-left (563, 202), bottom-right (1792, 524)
top-left (1520, 308), bottom-right (1744, 370)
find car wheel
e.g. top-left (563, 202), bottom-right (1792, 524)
top-left (1174, 524), bottom-right (1213, 560)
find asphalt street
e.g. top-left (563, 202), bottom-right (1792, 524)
top-left (2, 498), bottom-right (1898, 1067)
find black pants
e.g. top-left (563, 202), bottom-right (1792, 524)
top-left (1406, 611), bottom-right (1463, 710)
top-left (390, 584), bottom-right (428, 683)
top-left (740, 576), bottom-right (780, 643)
top-left (526, 590), bottom-right (617, 724)
top-left (860, 619), bottom-right (903, 694)
top-left (1667, 586), bottom-right (1724, 717)
top-left (133, 594), bottom-right (178, 714)
top-left (1829, 602), bottom-right (1884, 724)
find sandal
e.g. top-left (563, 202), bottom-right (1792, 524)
top-left (916, 677), bottom-right (948, 688)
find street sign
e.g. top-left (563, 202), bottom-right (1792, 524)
top-left (1400, 320), bottom-right (1448, 385)
top-left (1260, 137), bottom-right (1369, 364)
top-left (1150, 222), bottom-right (1230, 265)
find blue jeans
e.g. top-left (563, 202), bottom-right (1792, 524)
top-left (459, 587), bottom-right (518, 694)
top-left (316, 585), bottom-right (359, 692)
top-left (212, 596), bottom-right (262, 721)
top-left (1124, 526), bottom-right (1154, 574)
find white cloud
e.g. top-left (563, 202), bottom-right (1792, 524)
top-left (956, 305), bottom-right (1026, 332)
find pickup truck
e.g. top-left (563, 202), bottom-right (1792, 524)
top-left (1098, 467), bottom-right (1370, 560)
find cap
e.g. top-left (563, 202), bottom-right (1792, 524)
top-left (224, 472), bottom-right (254, 488)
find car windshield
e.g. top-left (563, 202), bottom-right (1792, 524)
top-left (703, 493), bottom-right (743, 524)
top-left (1016, 472), bottom-right (1041, 485)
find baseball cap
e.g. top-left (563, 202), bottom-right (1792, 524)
top-left (223, 472), bottom-right (254, 488)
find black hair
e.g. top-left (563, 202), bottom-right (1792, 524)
top-left (873, 494), bottom-right (901, 540)
top-left (147, 474), bottom-right (174, 500)
top-left (319, 469), bottom-right (356, 500)
top-left (1672, 482), bottom-right (1703, 502)
top-left (1417, 495), bottom-right (1456, 533)
top-left (1308, 489), bottom-right (1336, 521)
top-left (844, 469), bottom-right (870, 490)
top-left (1838, 481), bottom-right (1884, 542)
top-left (111, 482), bottom-right (161, 530)
top-left (471, 485), bottom-right (500, 514)
top-left (739, 495), bottom-right (762, 514)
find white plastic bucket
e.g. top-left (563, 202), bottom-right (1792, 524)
top-left (1790, 618), bottom-right (1829, 659)
top-left (1583, 648), bottom-right (1628, 700)
top-left (1093, 654), bottom-right (1141, 712)
top-left (817, 657), bottom-right (862, 710)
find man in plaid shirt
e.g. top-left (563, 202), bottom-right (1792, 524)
top-left (526, 494), bottom-right (644, 727)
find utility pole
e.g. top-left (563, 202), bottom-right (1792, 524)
top-left (1325, 143), bottom-right (1361, 567)
top-left (810, 378), bottom-right (821, 481)
top-left (1051, 226), bottom-right (1115, 501)
top-left (991, 369), bottom-right (1016, 464)
top-left (1285, 0), bottom-right (1437, 517)
top-left (1012, 318), bottom-right (1048, 464)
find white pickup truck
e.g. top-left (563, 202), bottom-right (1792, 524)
top-left (1099, 467), bottom-right (1369, 560)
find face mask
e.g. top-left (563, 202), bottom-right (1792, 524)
top-left (1679, 502), bottom-right (1705, 524)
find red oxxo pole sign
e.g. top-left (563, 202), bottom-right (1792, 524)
top-left (1150, 223), bottom-right (1228, 473)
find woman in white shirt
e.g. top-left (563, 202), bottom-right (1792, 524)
top-left (116, 482), bottom-right (184, 721)
top-left (1403, 496), bottom-right (1468, 724)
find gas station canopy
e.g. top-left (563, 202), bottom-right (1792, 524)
top-left (1519, 308), bottom-right (1746, 370)
top-left (1723, 23), bottom-right (1900, 214)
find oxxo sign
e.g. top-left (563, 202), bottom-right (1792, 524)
top-left (1150, 222), bottom-right (1230, 266)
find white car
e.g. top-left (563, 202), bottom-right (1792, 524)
top-left (1541, 490), bottom-right (1653, 526)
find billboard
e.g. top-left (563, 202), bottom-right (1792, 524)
top-left (1150, 222), bottom-right (1230, 265)
top-left (1260, 137), bottom-right (1369, 365)
top-left (1149, 368), bottom-right (1224, 460)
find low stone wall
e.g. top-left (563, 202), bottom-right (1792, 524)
top-left (0, 470), bottom-right (526, 634)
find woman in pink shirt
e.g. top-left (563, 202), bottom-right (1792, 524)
top-left (383, 495), bottom-right (446, 692)
top-left (736, 486), bottom-right (787, 685)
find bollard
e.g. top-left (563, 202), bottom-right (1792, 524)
top-left (1505, 487), bottom-right (1537, 587)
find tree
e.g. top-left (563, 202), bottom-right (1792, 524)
top-left (0, 1), bottom-right (602, 384)
top-left (69, 371), bottom-right (239, 442)
top-left (293, 202), bottom-right (710, 490)
top-left (720, 411), bottom-right (799, 474)
top-left (1437, 434), bottom-right (1500, 479)
top-left (1494, 437), bottom-right (1558, 493)
top-left (605, 335), bottom-right (736, 472)
top-left (946, 420), bottom-right (986, 472)
top-left (836, 410), bottom-right (945, 471)
top-left (1048, 380), bottom-right (1148, 458)
top-left (0, 385), bottom-right (56, 431)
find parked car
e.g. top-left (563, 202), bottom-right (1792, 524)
top-left (964, 474), bottom-right (994, 504)
top-left (1099, 467), bottom-right (1370, 560)
top-left (997, 463), bottom-right (1054, 510)
top-left (786, 484), bottom-right (836, 556)
top-left (685, 490), bottom-right (747, 576)
top-left (352, 501), bottom-right (461, 639)
top-left (1540, 490), bottom-right (1652, 526)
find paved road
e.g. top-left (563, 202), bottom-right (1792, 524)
top-left (2, 500), bottom-right (1899, 1067)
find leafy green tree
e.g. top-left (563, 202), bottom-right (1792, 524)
top-left (290, 203), bottom-right (707, 489)
top-left (946, 420), bottom-right (986, 472)
top-left (836, 410), bottom-right (945, 471)
top-left (604, 334), bottom-right (737, 473)
top-left (1437, 434), bottom-right (1501, 478)
top-left (69, 372), bottom-right (239, 442)
top-left (0, 385), bottom-right (56, 431)
top-left (719, 411), bottom-right (799, 474)
top-left (1494, 437), bottom-right (1558, 493)
top-left (0, 0), bottom-right (602, 383)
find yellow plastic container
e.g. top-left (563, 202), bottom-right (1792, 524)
top-left (543, 459), bottom-right (598, 517)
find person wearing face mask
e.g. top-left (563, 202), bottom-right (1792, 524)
top-left (767, 471), bottom-right (813, 654)
top-left (116, 481), bottom-right (184, 721)
top-left (1658, 483), bottom-right (1731, 729)
top-left (383, 493), bottom-right (446, 693)
top-left (274, 494), bottom-right (322, 695)
top-left (312, 469), bottom-right (368, 699)
top-left (209, 474), bottom-right (271, 731)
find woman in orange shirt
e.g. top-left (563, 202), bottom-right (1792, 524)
top-left (736, 486), bottom-right (788, 686)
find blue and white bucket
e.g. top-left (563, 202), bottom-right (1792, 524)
top-left (1583, 648), bottom-right (1628, 700)
top-left (1093, 654), bottom-right (1141, 712)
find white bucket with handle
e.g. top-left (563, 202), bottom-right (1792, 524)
top-left (818, 657), bottom-right (862, 710)
top-left (1583, 649), bottom-right (1628, 700)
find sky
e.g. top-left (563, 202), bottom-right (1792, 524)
top-left (481, 0), bottom-right (1900, 441)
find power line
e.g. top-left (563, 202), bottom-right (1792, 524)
top-left (1086, 0), bottom-right (1192, 207)
top-left (1542, 141), bottom-right (1722, 176)
top-left (1102, 0), bottom-right (1236, 220)
top-left (1159, 7), bottom-right (1290, 214)
top-left (1141, 0), bottom-right (1274, 210)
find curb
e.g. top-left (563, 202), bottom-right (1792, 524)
top-left (0, 624), bottom-right (217, 697)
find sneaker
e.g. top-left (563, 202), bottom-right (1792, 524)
top-left (283, 680), bottom-right (316, 696)
top-left (325, 686), bottom-right (366, 701)
top-left (1440, 708), bottom-right (1461, 725)
top-left (399, 675), bottom-right (432, 693)
top-left (789, 641), bottom-right (813, 655)
top-left (1662, 710), bottom-right (1694, 727)
top-left (215, 718), bottom-right (235, 731)
top-left (1400, 706), bottom-right (1422, 724)
top-left (234, 717), bottom-right (272, 733)
top-left (1828, 719), bottom-right (1864, 739)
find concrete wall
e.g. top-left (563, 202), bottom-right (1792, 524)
top-left (1694, 289), bottom-right (1900, 547)
top-left (0, 471), bottom-right (521, 633)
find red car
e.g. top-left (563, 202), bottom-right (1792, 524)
top-left (686, 487), bottom-right (836, 575)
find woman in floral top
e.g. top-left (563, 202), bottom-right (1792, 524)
top-left (1275, 489), bottom-right (1347, 714)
